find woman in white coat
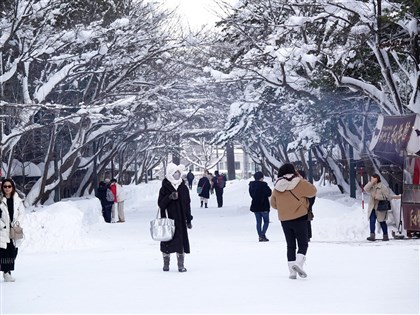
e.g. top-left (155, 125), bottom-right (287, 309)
top-left (0, 179), bottom-right (25, 282)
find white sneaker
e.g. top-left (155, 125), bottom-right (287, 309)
top-left (3, 272), bottom-right (15, 282)
top-left (288, 262), bottom-right (297, 279)
top-left (292, 253), bottom-right (307, 278)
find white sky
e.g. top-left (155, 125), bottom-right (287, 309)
top-left (160, 0), bottom-right (234, 29)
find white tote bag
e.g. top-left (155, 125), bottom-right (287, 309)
top-left (150, 208), bottom-right (175, 241)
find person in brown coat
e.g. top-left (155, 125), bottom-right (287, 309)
top-left (270, 163), bottom-right (317, 280)
top-left (364, 174), bottom-right (392, 241)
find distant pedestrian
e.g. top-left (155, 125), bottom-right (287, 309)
top-left (197, 173), bottom-right (211, 208)
top-left (249, 171), bottom-right (272, 242)
top-left (297, 170), bottom-right (316, 242)
top-left (96, 181), bottom-right (114, 223)
top-left (186, 170), bottom-right (195, 190)
top-left (271, 163), bottom-right (317, 280)
top-left (158, 163), bottom-right (193, 272)
top-left (364, 174), bottom-right (398, 241)
top-left (0, 179), bottom-right (25, 282)
top-left (212, 170), bottom-right (226, 207)
top-left (109, 179), bottom-right (125, 223)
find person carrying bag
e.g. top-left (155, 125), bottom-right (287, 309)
top-left (157, 163), bottom-right (193, 273)
top-left (0, 179), bottom-right (25, 282)
top-left (364, 174), bottom-right (391, 241)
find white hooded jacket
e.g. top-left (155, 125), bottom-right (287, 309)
top-left (0, 195), bottom-right (25, 249)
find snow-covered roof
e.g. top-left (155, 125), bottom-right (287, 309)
top-left (1, 159), bottom-right (42, 177)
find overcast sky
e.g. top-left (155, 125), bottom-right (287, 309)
top-left (160, 0), bottom-right (234, 30)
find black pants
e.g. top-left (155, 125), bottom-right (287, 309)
top-left (215, 187), bottom-right (224, 207)
top-left (0, 241), bottom-right (18, 273)
top-left (281, 219), bottom-right (308, 261)
top-left (102, 203), bottom-right (112, 223)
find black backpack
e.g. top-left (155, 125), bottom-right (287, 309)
top-left (217, 175), bottom-right (226, 188)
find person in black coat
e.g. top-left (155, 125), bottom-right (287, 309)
top-left (249, 171), bottom-right (272, 242)
top-left (186, 170), bottom-right (195, 190)
top-left (197, 174), bottom-right (211, 208)
top-left (96, 181), bottom-right (113, 223)
top-left (212, 170), bottom-right (226, 207)
top-left (158, 163), bottom-right (193, 272)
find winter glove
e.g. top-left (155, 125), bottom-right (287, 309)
top-left (186, 222), bottom-right (192, 229)
top-left (169, 192), bottom-right (178, 200)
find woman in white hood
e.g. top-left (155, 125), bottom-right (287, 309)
top-left (158, 163), bottom-right (193, 272)
top-left (270, 163), bottom-right (317, 280)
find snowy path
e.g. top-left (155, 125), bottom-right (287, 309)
top-left (1, 180), bottom-right (419, 314)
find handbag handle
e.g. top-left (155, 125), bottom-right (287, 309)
top-left (156, 208), bottom-right (169, 219)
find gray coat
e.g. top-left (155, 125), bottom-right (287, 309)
top-left (364, 182), bottom-right (391, 222)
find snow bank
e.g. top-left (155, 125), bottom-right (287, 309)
top-left (21, 197), bottom-right (104, 253)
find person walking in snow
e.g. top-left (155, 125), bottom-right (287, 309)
top-left (96, 181), bottom-right (114, 223)
top-left (364, 174), bottom-right (393, 241)
top-left (158, 163), bottom-right (193, 272)
top-left (186, 170), bottom-right (195, 190)
top-left (212, 170), bottom-right (226, 208)
top-left (270, 163), bottom-right (317, 280)
top-left (197, 173), bottom-right (211, 208)
top-left (0, 179), bottom-right (25, 282)
top-left (109, 178), bottom-right (125, 223)
top-left (249, 171), bottom-right (272, 242)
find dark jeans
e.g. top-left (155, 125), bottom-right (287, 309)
top-left (0, 241), bottom-right (18, 272)
top-left (102, 204), bottom-right (112, 223)
top-left (369, 210), bottom-right (388, 235)
top-left (281, 219), bottom-right (308, 261)
top-left (187, 181), bottom-right (193, 189)
top-left (254, 212), bottom-right (270, 236)
top-left (215, 187), bottom-right (223, 207)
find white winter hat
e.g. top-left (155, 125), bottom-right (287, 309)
top-left (165, 163), bottom-right (185, 186)
top-left (166, 163), bottom-right (185, 177)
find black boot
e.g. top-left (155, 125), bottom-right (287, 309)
top-left (200, 201), bottom-right (203, 208)
top-left (367, 233), bottom-right (376, 241)
top-left (177, 253), bottom-right (187, 272)
top-left (259, 235), bottom-right (269, 242)
top-left (205, 203), bottom-right (208, 208)
top-left (163, 254), bottom-right (170, 271)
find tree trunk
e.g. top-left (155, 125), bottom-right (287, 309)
top-left (226, 142), bottom-right (235, 180)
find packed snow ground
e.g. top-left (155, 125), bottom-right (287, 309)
top-left (1, 179), bottom-right (419, 314)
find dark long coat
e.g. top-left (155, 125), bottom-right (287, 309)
top-left (158, 178), bottom-right (193, 254)
top-left (249, 180), bottom-right (272, 212)
top-left (197, 176), bottom-right (211, 199)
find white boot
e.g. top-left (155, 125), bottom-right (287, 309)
top-left (288, 262), bottom-right (297, 279)
top-left (292, 253), bottom-right (307, 278)
top-left (3, 272), bottom-right (15, 282)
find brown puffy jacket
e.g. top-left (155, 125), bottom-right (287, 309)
top-left (270, 174), bottom-right (317, 221)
